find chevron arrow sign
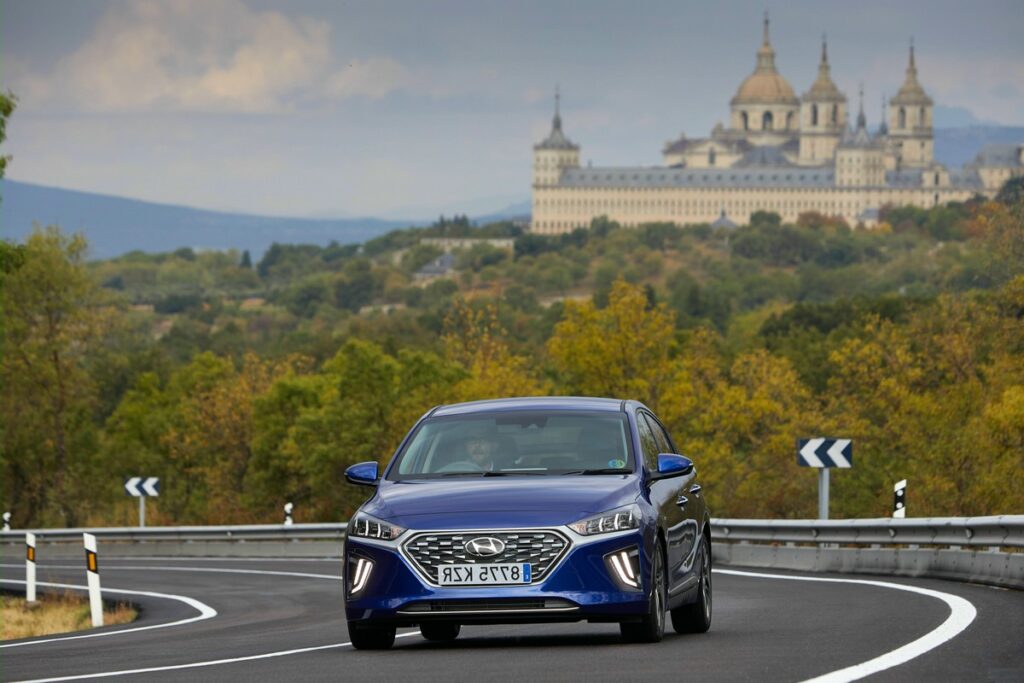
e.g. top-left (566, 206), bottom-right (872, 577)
top-left (797, 439), bottom-right (852, 468)
top-left (124, 477), bottom-right (160, 497)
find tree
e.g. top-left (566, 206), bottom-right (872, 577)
top-left (1, 227), bottom-right (111, 526)
top-left (0, 90), bottom-right (15, 183)
top-left (240, 250), bottom-right (252, 269)
top-left (443, 300), bottom-right (545, 401)
top-left (995, 176), bottom-right (1024, 207)
top-left (548, 280), bottom-right (675, 407)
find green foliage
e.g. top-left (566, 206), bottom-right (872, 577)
top-left (4, 203), bottom-right (1023, 525)
top-left (0, 90), bottom-right (15, 182)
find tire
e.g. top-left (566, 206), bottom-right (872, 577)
top-left (671, 534), bottom-right (712, 634)
top-left (620, 543), bottom-right (666, 643)
top-left (419, 622), bottom-right (461, 642)
top-left (348, 621), bottom-right (396, 650)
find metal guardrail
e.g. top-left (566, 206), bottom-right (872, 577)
top-left (708, 515), bottom-right (1024, 549)
top-left (2, 515), bottom-right (1022, 548)
top-left (0, 523), bottom-right (347, 543)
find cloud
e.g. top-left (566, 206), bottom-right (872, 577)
top-left (12, 0), bottom-right (416, 113)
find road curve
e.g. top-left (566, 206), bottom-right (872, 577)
top-left (2, 555), bottom-right (1021, 683)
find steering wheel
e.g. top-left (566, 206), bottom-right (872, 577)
top-left (436, 460), bottom-right (485, 473)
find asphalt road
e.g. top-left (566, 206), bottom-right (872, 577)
top-left (2, 554), bottom-right (1022, 683)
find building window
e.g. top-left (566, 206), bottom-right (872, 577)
top-left (708, 148), bottom-right (716, 166)
top-left (742, 112), bottom-right (749, 131)
top-left (831, 106), bottom-right (837, 124)
top-left (763, 111), bottom-right (774, 130)
top-left (920, 107), bottom-right (926, 125)
top-left (811, 104), bottom-right (818, 126)
top-left (786, 112), bottom-right (794, 130)
top-left (899, 107), bottom-right (906, 128)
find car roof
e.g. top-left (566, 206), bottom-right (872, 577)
top-left (431, 396), bottom-right (628, 417)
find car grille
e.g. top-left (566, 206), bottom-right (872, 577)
top-left (402, 529), bottom-right (571, 585)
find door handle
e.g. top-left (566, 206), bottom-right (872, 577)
top-left (689, 484), bottom-right (702, 495)
top-left (676, 495), bottom-right (689, 508)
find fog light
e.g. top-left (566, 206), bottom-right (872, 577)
top-left (604, 546), bottom-right (641, 590)
top-left (348, 556), bottom-right (374, 596)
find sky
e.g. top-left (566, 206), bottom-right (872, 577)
top-left (2, 0), bottom-right (1023, 219)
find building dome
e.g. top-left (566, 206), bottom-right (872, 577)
top-left (731, 15), bottom-right (799, 106)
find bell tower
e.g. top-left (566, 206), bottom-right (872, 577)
top-left (887, 41), bottom-right (934, 168)
top-left (533, 87), bottom-right (580, 187)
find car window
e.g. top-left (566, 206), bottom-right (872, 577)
top-left (642, 412), bottom-right (674, 454)
top-left (389, 411), bottom-right (634, 478)
top-left (635, 412), bottom-right (660, 471)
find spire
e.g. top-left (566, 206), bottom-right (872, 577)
top-left (879, 94), bottom-right (889, 134)
top-left (535, 85), bottom-right (578, 151)
top-left (803, 30), bottom-right (844, 102)
top-left (553, 85), bottom-right (562, 132)
top-left (891, 37), bottom-right (932, 105)
top-left (756, 10), bottom-right (776, 71)
top-left (856, 83), bottom-right (866, 130)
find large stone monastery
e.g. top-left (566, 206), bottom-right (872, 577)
top-left (530, 16), bottom-right (1024, 234)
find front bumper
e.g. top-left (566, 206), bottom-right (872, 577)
top-left (345, 529), bottom-right (650, 626)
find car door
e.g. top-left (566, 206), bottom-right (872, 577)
top-left (642, 411), bottom-right (700, 593)
top-left (636, 410), bottom-right (687, 590)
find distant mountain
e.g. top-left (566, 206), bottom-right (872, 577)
top-left (0, 180), bottom-right (419, 259)
top-left (934, 126), bottom-right (1024, 168)
top-left (473, 200), bottom-right (532, 225)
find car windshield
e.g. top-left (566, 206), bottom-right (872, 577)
top-left (388, 411), bottom-right (634, 479)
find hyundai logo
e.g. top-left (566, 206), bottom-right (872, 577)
top-left (465, 537), bottom-right (506, 557)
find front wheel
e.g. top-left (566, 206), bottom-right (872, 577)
top-left (620, 543), bottom-right (665, 643)
top-left (419, 622), bottom-right (461, 642)
top-left (671, 535), bottom-right (712, 634)
top-left (348, 621), bottom-right (396, 650)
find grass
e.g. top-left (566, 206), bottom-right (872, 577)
top-left (1, 592), bottom-right (137, 640)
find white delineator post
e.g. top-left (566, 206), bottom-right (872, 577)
top-left (284, 502), bottom-right (294, 526)
top-left (83, 533), bottom-right (104, 627)
top-left (25, 532), bottom-right (37, 603)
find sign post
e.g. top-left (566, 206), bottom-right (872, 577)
top-left (124, 477), bottom-right (160, 527)
top-left (798, 438), bottom-right (853, 520)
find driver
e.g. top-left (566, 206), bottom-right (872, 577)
top-left (463, 425), bottom-right (499, 471)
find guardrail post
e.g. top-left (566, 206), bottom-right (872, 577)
top-left (83, 533), bottom-right (103, 627)
top-left (25, 532), bottom-right (36, 603)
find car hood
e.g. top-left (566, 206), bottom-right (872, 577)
top-left (361, 476), bottom-right (639, 530)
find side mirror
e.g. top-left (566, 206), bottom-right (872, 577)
top-left (345, 461), bottom-right (379, 486)
top-left (655, 453), bottom-right (694, 478)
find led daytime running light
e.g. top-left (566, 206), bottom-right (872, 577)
top-left (350, 557), bottom-right (373, 594)
top-left (605, 547), bottom-right (641, 590)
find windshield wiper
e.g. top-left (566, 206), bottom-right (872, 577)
top-left (561, 468), bottom-right (631, 475)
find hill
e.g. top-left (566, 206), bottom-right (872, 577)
top-left (0, 180), bottom-right (415, 259)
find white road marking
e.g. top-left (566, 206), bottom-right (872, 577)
top-left (0, 580), bottom-right (217, 649)
top-left (715, 568), bottom-right (978, 683)
top-left (9, 632), bottom-right (423, 683)
top-left (1, 565), bottom-right (977, 681)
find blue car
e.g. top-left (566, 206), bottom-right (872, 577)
top-left (343, 397), bottom-right (712, 649)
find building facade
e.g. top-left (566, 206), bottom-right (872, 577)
top-left (531, 16), bottom-right (1024, 234)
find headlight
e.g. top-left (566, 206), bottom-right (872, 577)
top-left (568, 504), bottom-right (641, 536)
top-left (348, 513), bottom-right (406, 541)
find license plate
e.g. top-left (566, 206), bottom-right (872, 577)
top-left (437, 563), bottom-right (532, 585)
